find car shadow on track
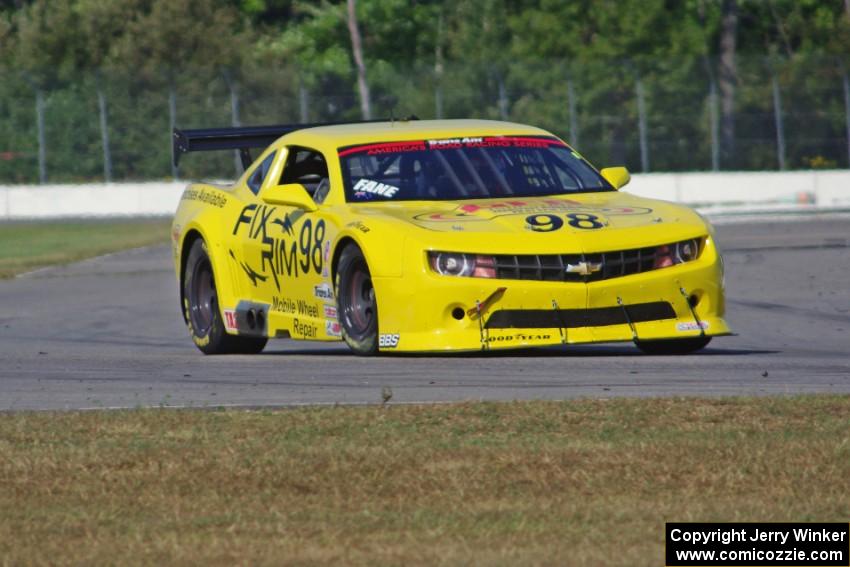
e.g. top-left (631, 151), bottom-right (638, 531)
top-left (381, 346), bottom-right (778, 359)
top-left (259, 344), bottom-right (777, 358)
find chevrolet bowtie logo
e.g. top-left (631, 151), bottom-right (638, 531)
top-left (565, 261), bottom-right (603, 276)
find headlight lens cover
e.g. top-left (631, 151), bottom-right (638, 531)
top-left (675, 238), bottom-right (700, 263)
top-left (653, 238), bottom-right (702, 269)
top-left (428, 252), bottom-right (497, 278)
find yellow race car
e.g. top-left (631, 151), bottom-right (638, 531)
top-left (171, 119), bottom-right (730, 355)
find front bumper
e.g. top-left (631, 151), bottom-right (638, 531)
top-left (371, 236), bottom-right (730, 352)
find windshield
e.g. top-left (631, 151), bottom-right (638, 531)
top-left (338, 135), bottom-right (612, 203)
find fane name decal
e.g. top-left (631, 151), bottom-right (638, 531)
top-left (353, 178), bottom-right (400, 198)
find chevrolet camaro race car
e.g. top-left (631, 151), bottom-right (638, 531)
top-left (171, 119), bottom-right (730, 355)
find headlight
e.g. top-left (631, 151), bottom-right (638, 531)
top-left (428, 252), bottom-right (497, 278)
top-left (675, 238), bottom-right (700, 263)
top-left (654, 238), bottom-right (703, 269)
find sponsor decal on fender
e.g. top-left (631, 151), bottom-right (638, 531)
top-left (677, 321), bottom-right (709, 332)
top-left (314, 283), bottom-right (334, 300)
top-left (379, 334), bottom-right (400, 348)
top-left (272, 296), bottom-right (318, 317)
top-left (326, 320), bottom-right (341, 337)
top-left (223, 309), bottom-right (238, 332)
top-left (347, 220), bottom-right (370, 233)
top-left (272, 296), bottom-right (297, 314)
top-left (292, 318), bottom-right (318, 338)
top-left (322, 241), bottom-right (331, 277)
top-left (232, 204), bottom-right (326, 291)
top-left (181, 187), bottom-right (227, 208)
top-left (324, 304), bottom-right (338, 319)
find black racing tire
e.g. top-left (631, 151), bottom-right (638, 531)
top-left (335, 245), bottom-right (378, 356)
top-left (182, 239), bottom-right (267, 355)
top-left (635, 336), bottom-right (711, 355)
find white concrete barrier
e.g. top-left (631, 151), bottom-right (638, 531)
top-left (626, 170), bottom-right (850, 208)
top-left (0, 182), bottom-right (185, 219)
top-left (0, 171), bottom-right (848, 220)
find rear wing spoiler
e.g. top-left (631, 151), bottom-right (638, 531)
top-left (172, 118), bottom-right (416, 170)
top-left (172, 124), bottom-right (300, 169)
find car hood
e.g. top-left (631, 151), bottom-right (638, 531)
top-left (349, 192), bottom-right (709, 253)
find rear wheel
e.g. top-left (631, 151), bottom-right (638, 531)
top-left (636, 336), bottom-right (711, 355)
top-left (335, 245), bottom-right (378, 356)
top-left (182, 239), bottom-right (267, 355)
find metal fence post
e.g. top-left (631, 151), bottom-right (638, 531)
top-left (223, 71), bottom-right (242, 176)
top-left (169, 83), bottom-right (178, 179)
top-left (772, 75), bottom-right (786, 170)
top-left (709, 76), bottom-right (720, 171)
top-left (35, 88), bottom-right (47, 184)
top-left (497, 75), bottom-right (508, 120)
top-left (97, 79), bottom-right (113, 183)
top-left (843, 72), bottom-right (850, 168)
top-left (230, 84), bottom-right (240, 125)
top-left (435, 11), bottom-right (444, 120)
top-left (299, 83), bottom-right (310, 123)
top-left (636, 78), bottom-right (649, 172)
top-left (567, 78), bottom-right (579, 147)
top-left (231, 86), bottom-right (241, 175)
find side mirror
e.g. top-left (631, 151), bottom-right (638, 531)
top-left (600, 166), bottom-right (631, 190)
top-left (261, 183), bottom-right (318, 212)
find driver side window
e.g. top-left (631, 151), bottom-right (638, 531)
top-left (279, 146), bottom-right (331, 204)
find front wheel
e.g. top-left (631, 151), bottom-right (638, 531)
top-left (335, 245), bottom-right (378, 356)
top-left (636, 336), bottom-right (711, 355)
top-left (182, 239), bottom-right (267, 355)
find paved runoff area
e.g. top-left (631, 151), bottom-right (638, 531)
top-left (0, 218), bottom-right (848, 411)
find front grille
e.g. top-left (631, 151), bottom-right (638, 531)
top-left (484, 301), bottom-right (676, 329)
top-left (492, 240), bottom-right (696, 283)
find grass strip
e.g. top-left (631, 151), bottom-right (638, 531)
top-left (0, 218), bottom-right (171, 278)
top-left (1, 396), bottom-right (848, 566)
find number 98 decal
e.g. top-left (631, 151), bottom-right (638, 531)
top-left (525, 214), bottom-right (564, 232)
top-left (525, 213), bottom-right (605, 231)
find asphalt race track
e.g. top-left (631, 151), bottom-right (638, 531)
top-left (1, 218), bottom-right (848, 411)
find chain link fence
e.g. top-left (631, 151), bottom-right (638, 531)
top-left (1, 55), bottom-right (849, 184)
